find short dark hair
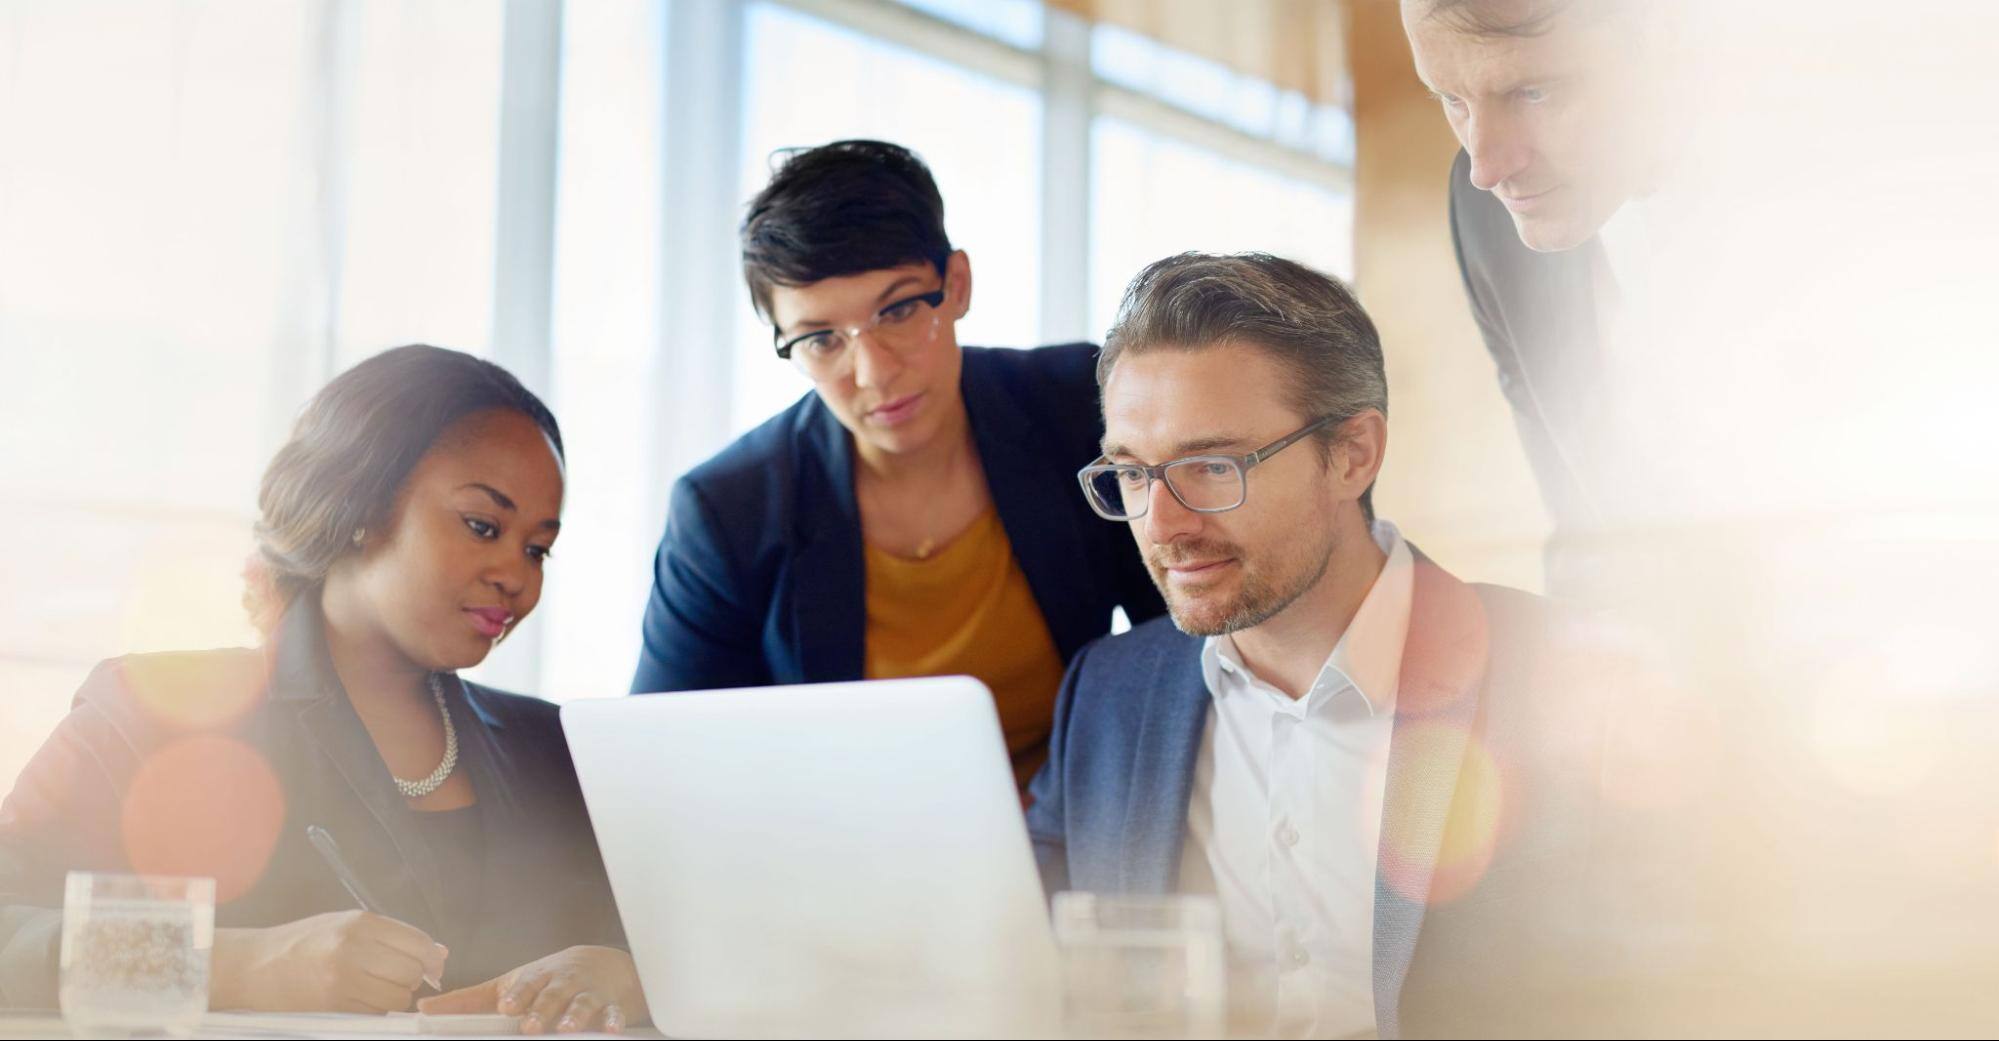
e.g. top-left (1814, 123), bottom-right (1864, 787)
top-left (1099, 252), bottom-right (1388, 520)
top-left (249, 345), bottom-right (563, 627)
top-left (740, 139), bottom-right (953, 322)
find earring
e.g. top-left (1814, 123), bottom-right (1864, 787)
top-left (351, 528), bottom-right (366, 547)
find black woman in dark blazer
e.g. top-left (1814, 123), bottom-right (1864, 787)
top-left (0, 346), bottom-right (642, 1033)
top-left (631, 141), bottom-right (1163, 792)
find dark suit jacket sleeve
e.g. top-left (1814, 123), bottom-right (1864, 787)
top-left (631, 475), bottom-right (773, 694)
top-left (1114, 538), bottom-right (1166, 627)
top-left (1025, 642), bottom-right (1091, 898)
top-left (1449, 149), bottom-right (1524, 398)
top-left (485, 691), bottom-right (631, 953)
top-left (0, 664), bottom-right (147, 1008)
top-left (543, 712), bottom-right (630, 951)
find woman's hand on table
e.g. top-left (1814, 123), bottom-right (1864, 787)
top-left (418, 944), bottom-right (647, 1034)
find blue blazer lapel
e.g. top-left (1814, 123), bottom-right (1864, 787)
top-left (788, 401), bottom-right (866, 683)
top-left (1373, 553), bottom-right (1491, 1038)
top-left (962, 355), bottom-right (1100, 663)
top-left (1116, 633), bottom-right (1209, 893)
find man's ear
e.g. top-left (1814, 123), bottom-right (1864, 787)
top-left (1332, 410), bottom-right (1388, 504)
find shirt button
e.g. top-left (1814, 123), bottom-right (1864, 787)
top-left (1287, 946), bottom-right (1311, 969)
top-left (1276, 823), bottom-right (1300, 848)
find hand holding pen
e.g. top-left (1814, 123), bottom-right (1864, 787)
top-left (306, 825), bottom-right (449, 988)
top-left (205, 826), bottom-right (451, 1013)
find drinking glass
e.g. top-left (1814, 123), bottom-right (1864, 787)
top-left (1052, 891), bottom-right (1225, 1040)
top-left (59, 872), bottom-right (214, 1037)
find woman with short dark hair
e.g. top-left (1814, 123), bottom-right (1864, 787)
top-left (632, 140), bottom-right (1164, 794)
top-left (0, 345), bottom-right (644, 1033)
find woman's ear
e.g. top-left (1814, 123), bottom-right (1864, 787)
top-left (944, 250), bottom-right (973, 321)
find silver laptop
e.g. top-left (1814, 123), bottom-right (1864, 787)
top-left (561, 677), bottom-right (1060, 1038)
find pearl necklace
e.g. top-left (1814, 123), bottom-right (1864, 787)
top-left (392, 673), bottom-right (458, 799)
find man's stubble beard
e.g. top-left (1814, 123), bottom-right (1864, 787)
top-left (1151, 521), bottom-right (1343, 638)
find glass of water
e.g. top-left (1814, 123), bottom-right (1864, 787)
top-left (1052, 892), bottom-right (1225, 1040)
top-left (60, 872), bottom-right (214, 1036)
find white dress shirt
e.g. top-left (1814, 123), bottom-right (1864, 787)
top-left (1177, 520), bottom-right (1414, 1039)
top-left (1592, 196), bottom-right (1656, 388)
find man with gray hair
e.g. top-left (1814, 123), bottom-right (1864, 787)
top-left (1403, 0), bottom-right (1677, 575)
top-left (1026, 253), bottom-right (1606, 1038)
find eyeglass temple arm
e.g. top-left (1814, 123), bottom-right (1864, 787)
top-left (1243, 414), bottom-right (1341, 469)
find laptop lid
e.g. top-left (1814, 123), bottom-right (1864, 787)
top-left (561, 677), bottom-right (1059, 1038)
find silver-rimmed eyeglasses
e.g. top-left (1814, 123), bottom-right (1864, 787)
top-left (1077, 414), bottom-right (1341, 521)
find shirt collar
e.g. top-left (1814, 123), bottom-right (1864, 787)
top-left (1594, 197), bottom-right (1651, 296)
top-left (1199, 519), bottom-right (1414, 718)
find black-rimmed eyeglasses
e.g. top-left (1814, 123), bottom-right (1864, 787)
top-left (771, 287), bottom-right (947, 381)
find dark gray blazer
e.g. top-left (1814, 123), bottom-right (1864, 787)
top-left (1448, 148), bottom-right (1608, 546)
top-left (1025, 549), bottom-right (1610, 1038)
top-left (0, 599), bottom-right (623, 1008)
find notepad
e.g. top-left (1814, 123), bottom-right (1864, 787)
top-left (202, 1010), bottom-right (521, 1035)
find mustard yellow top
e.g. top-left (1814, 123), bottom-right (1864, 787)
top-left (863, 508), bottom-right (1066, 794)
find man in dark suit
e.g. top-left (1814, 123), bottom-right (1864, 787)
top-left (1028, 252), bottom-right (1607, 1038)
top-left (1402, 0), bottom-right (1673, 576)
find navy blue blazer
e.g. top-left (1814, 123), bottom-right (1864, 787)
top-left (631, 343), bottom-right (1165, 694)
top-left (0, 599), bottom-right (623, 1008)
top-left (1025, 551), bottom-right (1610, 1038)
